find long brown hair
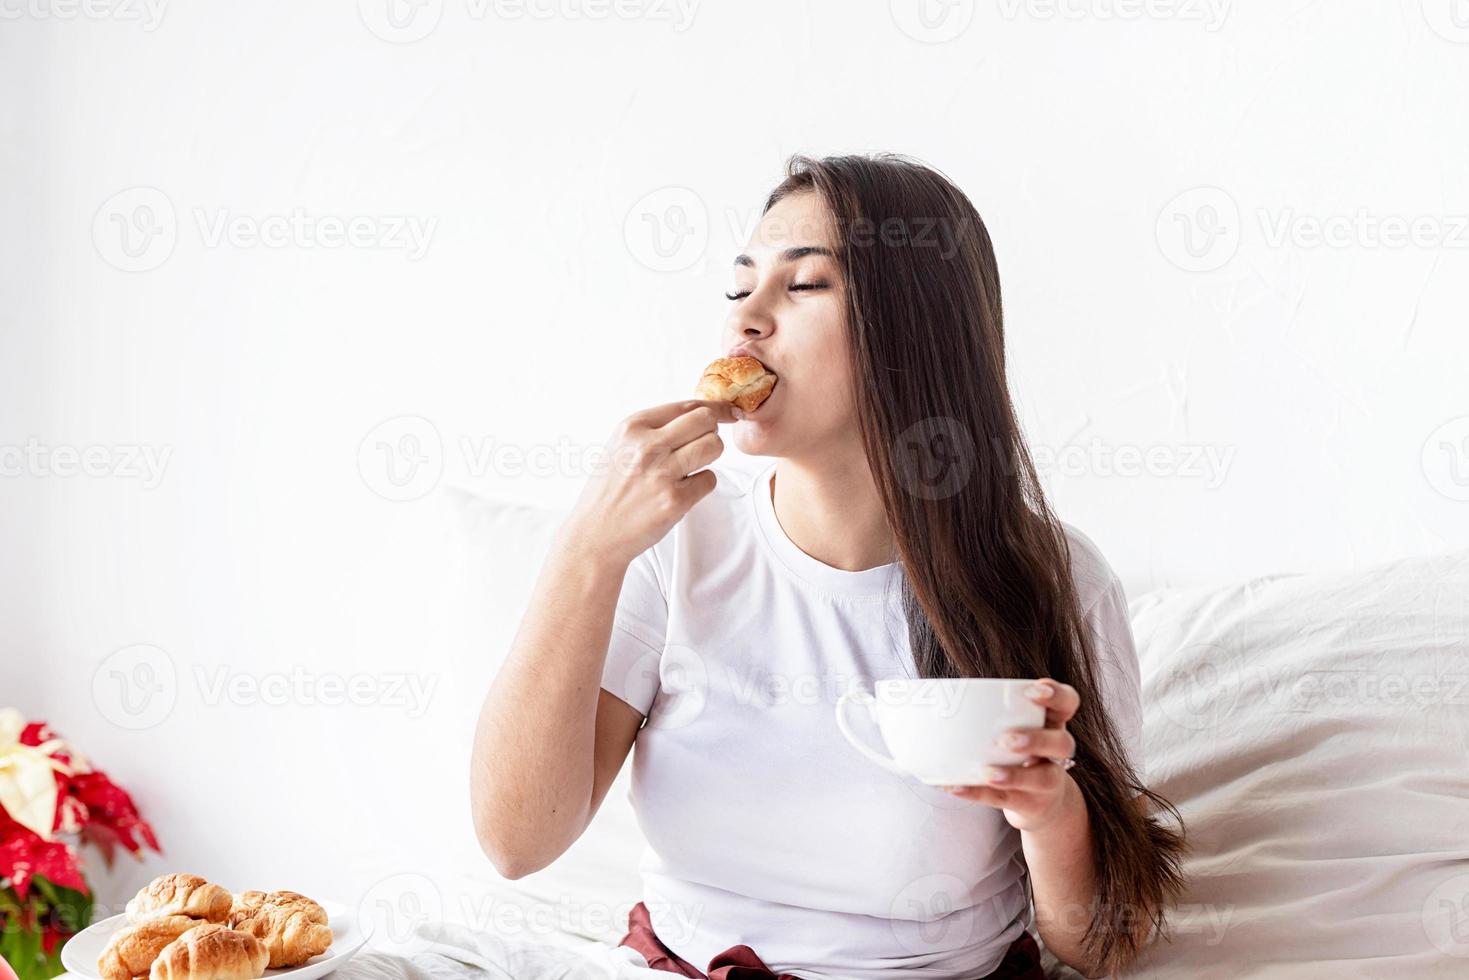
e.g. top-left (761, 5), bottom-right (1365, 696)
top-left (764, 154), bottom-right (1186, 973)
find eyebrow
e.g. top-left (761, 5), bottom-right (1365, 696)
top-left (733, 245), bottom-right (835, 268)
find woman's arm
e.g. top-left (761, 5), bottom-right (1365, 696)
top-left (944, 680), bottom-right (1154, 977)
top-left (1021, 778), bottom-right (1098, 976)
top-left (1024, 791), bottom-right (1154, 977)
top-left (468, 399), bottom-right (735, 878)
top-left (469, 527), bottom-right (644, 879)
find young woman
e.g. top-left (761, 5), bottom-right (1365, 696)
top-left (470, 154), bottom-right (1185, 980)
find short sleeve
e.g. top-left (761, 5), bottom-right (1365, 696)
top-left (599, 545), bottom-right (668, 716)
top-left (1081, 575), bottom-right (1145, 782)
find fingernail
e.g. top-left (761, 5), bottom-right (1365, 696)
top-left (987, 767), bottom-right (1009, 783)
top-left (1025, 682), bottom-right (1054, 699)
top-left (732, 407), bottom-right (746, 420)
top-left (1002, 733), bottom-right (1030, 749)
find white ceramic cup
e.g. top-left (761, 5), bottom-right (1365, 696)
top-left (834, 678), bottom-right (1046, 785)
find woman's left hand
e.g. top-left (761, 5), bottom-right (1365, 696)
top-left (942, 678), bottom-right (1081, 833)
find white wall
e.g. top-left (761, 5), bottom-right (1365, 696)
top-left (3, 0), bottom-right (1468, 923)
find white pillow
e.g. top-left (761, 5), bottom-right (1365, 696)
top-left (1118, 548), bottom-right (1469, 977)
top-left (445, 487), bottom-right (648, 947)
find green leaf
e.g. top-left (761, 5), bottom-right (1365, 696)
top-left (0, 920), bottom-right (45, 980)
top-left (0, 877), bottom-right (91, 980)
top-left (39, 879), bottom-right (92, 934)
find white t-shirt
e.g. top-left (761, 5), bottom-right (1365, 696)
top-left (599, 459), bottom-right (1143, 980)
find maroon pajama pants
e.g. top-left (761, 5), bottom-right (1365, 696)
top-left (617, 900), bottom-right (1048, 980)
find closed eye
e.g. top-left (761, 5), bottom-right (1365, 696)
top-left (725, 281), bottom-right (829, 301)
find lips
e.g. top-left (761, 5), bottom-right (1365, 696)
top-left (727, 345), bottom-right (769, 366)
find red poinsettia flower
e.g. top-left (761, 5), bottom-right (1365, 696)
top-left (0, 820), bottom-right (87, 900)
top-left (1, 711), bottom-right (162, 901)
top-left (71, 773), bottom-right (161, 866)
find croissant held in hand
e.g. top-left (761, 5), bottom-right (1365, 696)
top-left (148, 924), bottom-right (268, 980)
top-left (228, 903), bottom-right (333, 968)
top-left (97, 915), bottom-right (199, 980)
top-left (694, 355), bottom-right (777, 414)
top-left (126, 874), bottom-right (232, 924)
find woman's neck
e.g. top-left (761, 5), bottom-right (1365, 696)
top-left (771, 456), bottom-right (897, 572)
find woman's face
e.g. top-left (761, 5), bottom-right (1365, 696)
top-left (722, 191), bottom-right (856, 460)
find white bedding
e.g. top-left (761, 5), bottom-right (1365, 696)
top-left (331, 921), bottom-right (662, 980)
top-left (1116, 546), bottom-right (1469, 977)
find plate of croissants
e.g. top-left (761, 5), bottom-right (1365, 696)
top-left (60, 873), bottom-right (369, 980)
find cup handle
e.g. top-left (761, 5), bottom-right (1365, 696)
top-left (835, 688), bottom-right (906, 775)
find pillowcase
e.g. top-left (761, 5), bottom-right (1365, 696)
top-left (1097, 548), bottom-right (1469, 977)
top-left (445, 488), bottom-right (649, 947)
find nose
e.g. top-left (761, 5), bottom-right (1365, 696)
top-left (726, 287), bottom-right (775, 345)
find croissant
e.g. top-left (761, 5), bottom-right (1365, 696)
top-left (695, 356), bottom-right (777, 413)
top-left (148, 924), bottom-right (267, 980)
top-left (228, 904), bottom-right (333, 968)
top-left (228, 890), bottom-right (327, 927)
top-left (97, 915), bottom-right (200, 980)
top-left (126, 874), bottom-right (232, 924)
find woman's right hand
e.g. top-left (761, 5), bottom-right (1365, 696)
top-left (562, 399), bottom-right (738, 567)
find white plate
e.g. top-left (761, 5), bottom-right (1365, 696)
top-left (61, 901), bottom-right (370, 980)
